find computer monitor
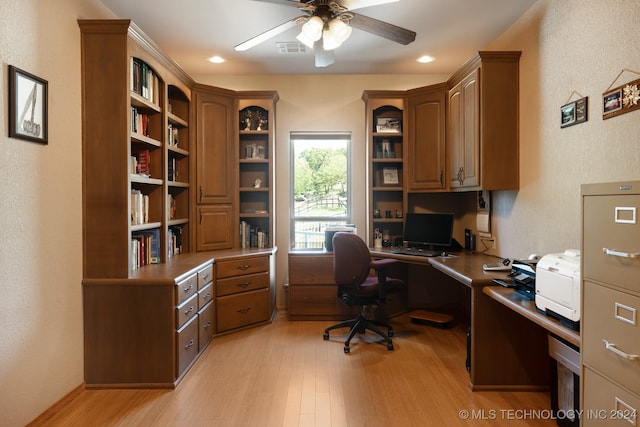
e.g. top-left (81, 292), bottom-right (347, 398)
top-left (402, 212), bottom-right (454, 250)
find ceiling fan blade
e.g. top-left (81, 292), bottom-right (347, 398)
top-left (349, 12), bottom-right (416, 45)
top-left (249, 0), bottom-right (303, 6)
top-left (340, 0), bottom-right (399, 11)
top-left (234, 18), bottom-right (301, 51)
top-left (314, 43), bottom-right (335, 67)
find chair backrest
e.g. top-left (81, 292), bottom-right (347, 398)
top-left (332, 232), bottom-right (371, 286)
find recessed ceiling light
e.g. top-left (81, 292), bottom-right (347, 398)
top-left (417, 55), bottom-right (435, 63)
top-left (208, 56), bottom-right (225, 64)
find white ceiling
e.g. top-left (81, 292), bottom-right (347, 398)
top-left (99, 0), bottom-right (536, 76)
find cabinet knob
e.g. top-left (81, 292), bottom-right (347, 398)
top-left (237, 282), bottom-right (251, 288)
top-left (185, 339), bottom-right (195, 349)
top-left (237, 265), bottom-right (251, 271)
top-left (237, 307), bottom-right (252, 314)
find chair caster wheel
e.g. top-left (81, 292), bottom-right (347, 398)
top-left (323, 332), bottom-right (329, 340)
top-left (387, 343), bottom-right (394, 351)
top-left (344, 345), bottom-right (350, 353)
top-left (388, 330), bottom-right (394, 337)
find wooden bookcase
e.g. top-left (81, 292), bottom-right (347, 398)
top-left (79, 19), bottom-right (194, 278)
top-left (362, 91), bottom-right (406, 246)
top-left (237, 92), bottom-right (278, 249)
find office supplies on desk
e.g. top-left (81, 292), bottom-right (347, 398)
top-left (391, 247), bottom-right (441, 257)
top-left (508, 260), bottom-right (537, 300)
top-left (535, 249), bottom-right (581, 331)
top-left (483, 258), bottom-right (512, 271)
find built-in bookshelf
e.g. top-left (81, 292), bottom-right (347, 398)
top-left (79, 19), bottom-right (193, 278)
top-left (237, 94), bottom-right (278, 248)
top-left (362, 91), bottom-right (406, 246)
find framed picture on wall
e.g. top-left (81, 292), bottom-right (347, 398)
top-left (560, 102), bottom-right (576, 128)
top-left (8, 65), bottom-right (48, 144)
top-left (602, 88), bottom-right (622, 116)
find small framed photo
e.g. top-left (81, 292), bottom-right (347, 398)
top-left (382, 167), bottom-right (399, 185)
top-left (603, 89), bottom-right (622, 116)
top-left (8, 65), bottom-right (48, 144)
top-left (575, 97), bottom-right (588, 124)
top-left (560, 102), bottom-right (576, 128)
top-left (376, 117), bottom-right (401, 133)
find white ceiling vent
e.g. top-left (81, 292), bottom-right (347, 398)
top-left (276, 42), bottom-right (306, 54)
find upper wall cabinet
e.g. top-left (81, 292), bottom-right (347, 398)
top-left (406, 83), bottom-right (448, 192)
top-left (447, 51), bottom-right (521, 191)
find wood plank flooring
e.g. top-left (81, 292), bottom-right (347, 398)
top-left (33, 312), bottom-right (558, 426)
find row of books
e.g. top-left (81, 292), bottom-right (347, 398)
top-left (168, 226), bottom-right (183, 257)
top-left (131, 107), bottom-right (150, 137)
top-left (131, 149), bottom-right (151, 176)
top-left (168, 194), bottom-right (176, 220)
top-left (131, 229), bottom-right (160, 270)
top-left (131, 189), bottom-right (149, 225)
top-left (131, 58), bottom-right (159, 104)
top-left (168, 157), bottom-right (179, 181)
top-left (240, 221), bottom-right (269, 248)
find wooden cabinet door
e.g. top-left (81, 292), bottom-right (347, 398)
top-left (448, 68), bottom-right (480, 189)
top-left (196, 204), bottom-right (235, 250)
top-left (407, 84), bottom-right (447, 191)
top-left (194, 87), bottom-right (236, 204)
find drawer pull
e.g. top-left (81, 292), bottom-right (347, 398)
top-left (237, 307), bottom-right (252, 314)
top-left (603, 340), bottom-right (639, 361)
top-left (203, 322), bottom-right (212, 329)
top-left (185, 339), bottom-right (195, 349)
top-left (183, 283), bottom-right (194, 292)
top-left (237, 265), bottom-right (251, 271)
top-left (184, 306), bottom-right (195, 315)
top-left (237, 282), bottom-right (251, 288)
top-left (203, 292), bottom-right (212, 300)
top-left (603, 248), bottom-right (640, 259)
top-left (202, 273), bottom-right (210, 282)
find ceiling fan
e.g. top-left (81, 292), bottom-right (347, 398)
top-left (234, 0), bottom-right (416, 67)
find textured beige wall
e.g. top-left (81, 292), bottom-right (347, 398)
top-left (0, 1), bottom-right (113, 426)
top-left (487, 0), bottom-right (640, 258)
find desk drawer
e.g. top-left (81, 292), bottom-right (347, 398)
top-left (176, 293), bottom-right (198, 329)
top-left (217, 256), bottom-right (269, 279)
top-left (583, 366), bottom-right (640, 426)
top-left (217, 288), bottom-right (269, 332)
top-left (177, 315), bottom-right (198, 376)
top-left (583, 281), bottom-right (640, 395)
top-left (198, 282), bottom-right (214, 309)
top-left (583, 195), bottom-right (640, 292)
top-left (217, 272), bottom-right (269, 297)
top-left (176, 273), bottom-right (198, 305)
top-left (198, 264), bottom-right (214, 289)
top-left (198, 301), bottom-right (215, 352)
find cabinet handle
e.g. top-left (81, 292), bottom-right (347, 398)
top-left (237, 307), bottom-right (252, 314)
top-left (603, 339), bottom-right (639, 361)
top-left (184, 306), bottom-right (194, 315)
top-left (202, 273), bottom-right (210, 282)
top-left (203, 292), bottom-right (211, 300)
top-left (185, 339), bottom-right (195, 349)
top-left (603, 247), bottom-right (640, 259)
top-left (203, 322), bottom-right (212, 329)
top-left (237, 265), bottom-right (251, 271)
top-left (183, 283), bottom-right (193, 292)
top-left (439, 170), bottom-right (444, 187)
top-left (199, 186), bottom-right (203, 202)
top-left (457, 167), bottom-right (464, 185)
top-left (237, 282), bottom-right (251, 288)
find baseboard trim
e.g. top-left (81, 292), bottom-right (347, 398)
top-left (26, 383), bottom-right (84, 426)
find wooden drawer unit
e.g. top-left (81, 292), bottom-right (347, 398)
top-left (177, 315), bottom-right (199, 376)
top-left (176, 293), bottom-right (198, 328)
top-left (217, 271), bottom-right (269, 297)
top-left (198, 301), bottom-right (215, 352)
top-left (217, 256), bottom-right (268, 279)
top-left (198, 282), bottom-right (214, 309)
top-left (176, 273), bottom-right (198, 305)
top-left (583, 281), bottom-right (640, 395)
top-left (217, 288), bottom-right (270, 332)
top-left (583, 193), bottom-right (640, 293)
top-left (583, 367), bottom-right (640, 427)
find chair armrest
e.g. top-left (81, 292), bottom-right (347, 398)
top-left (370, 258), bottom-right (397, 270)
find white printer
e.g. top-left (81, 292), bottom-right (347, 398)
top-left (535, 249), bottom-right (581, 331)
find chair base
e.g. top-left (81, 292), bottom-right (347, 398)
top-left (323, 308), bottom-right (394, 353)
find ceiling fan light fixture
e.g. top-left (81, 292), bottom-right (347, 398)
top-left (296, 31), bottom-right (316, 49)
top-left (301, 16), bottom-right (324, 41)
top-left (417, 55), bottom-right (435, 63)
top-left (322, 18), bottom-right (352, 51)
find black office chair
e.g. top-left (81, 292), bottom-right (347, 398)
top-left (323, 232), bottom-right (404, 353)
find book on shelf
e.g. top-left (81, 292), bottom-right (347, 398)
top-left (167, 124), bottom-right (179, 147)
top-left (168, 194), bottom-right (176, 220)
top-left (168, 157), bottom-right (178, 181)
top-left (131, 58), bottom-right (159, 104)
top-left (168, 226), bottom-right (183, 257)
top-left (130, 228), bottom-right (160, 269)
top-left (130, 189), bottom-right (149, 225)
top-left (131, 149), bottom-right (150, 176)
top-left (131, 107), bottom-right (149, 136)
top-left (239, 221), bottom-right (269, 249)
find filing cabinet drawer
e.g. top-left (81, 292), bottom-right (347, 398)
top-left (198, 264), bottom-right (214, 289)
top-left (216, 256), bottom-right (269, 279)
top-left (176, 273), bottom-right (198, 305)
top-left (583, 195), bottom-right (640, 292)
top-left (176, 293), bottom-right (198, 328)
top-left (216, 271), bottom-right (269, 297)
top-left (583, 281), bottom-right (640, 395)
top-left (198, 301), bottom-right (215, 352)
top-left (177, 315), bottom-right (199, 376)
top-left (198, 282), bottom-right (214, 309)
top-left (583, 366), bottom-right (640, 427)
top-left (217, 288), bottom-right (269, 332)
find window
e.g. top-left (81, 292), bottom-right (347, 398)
top-left (290, 132), bottom-right (351, 249)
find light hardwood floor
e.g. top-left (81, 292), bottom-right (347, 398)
top-left (33, 311), bottom-right (558, 426)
